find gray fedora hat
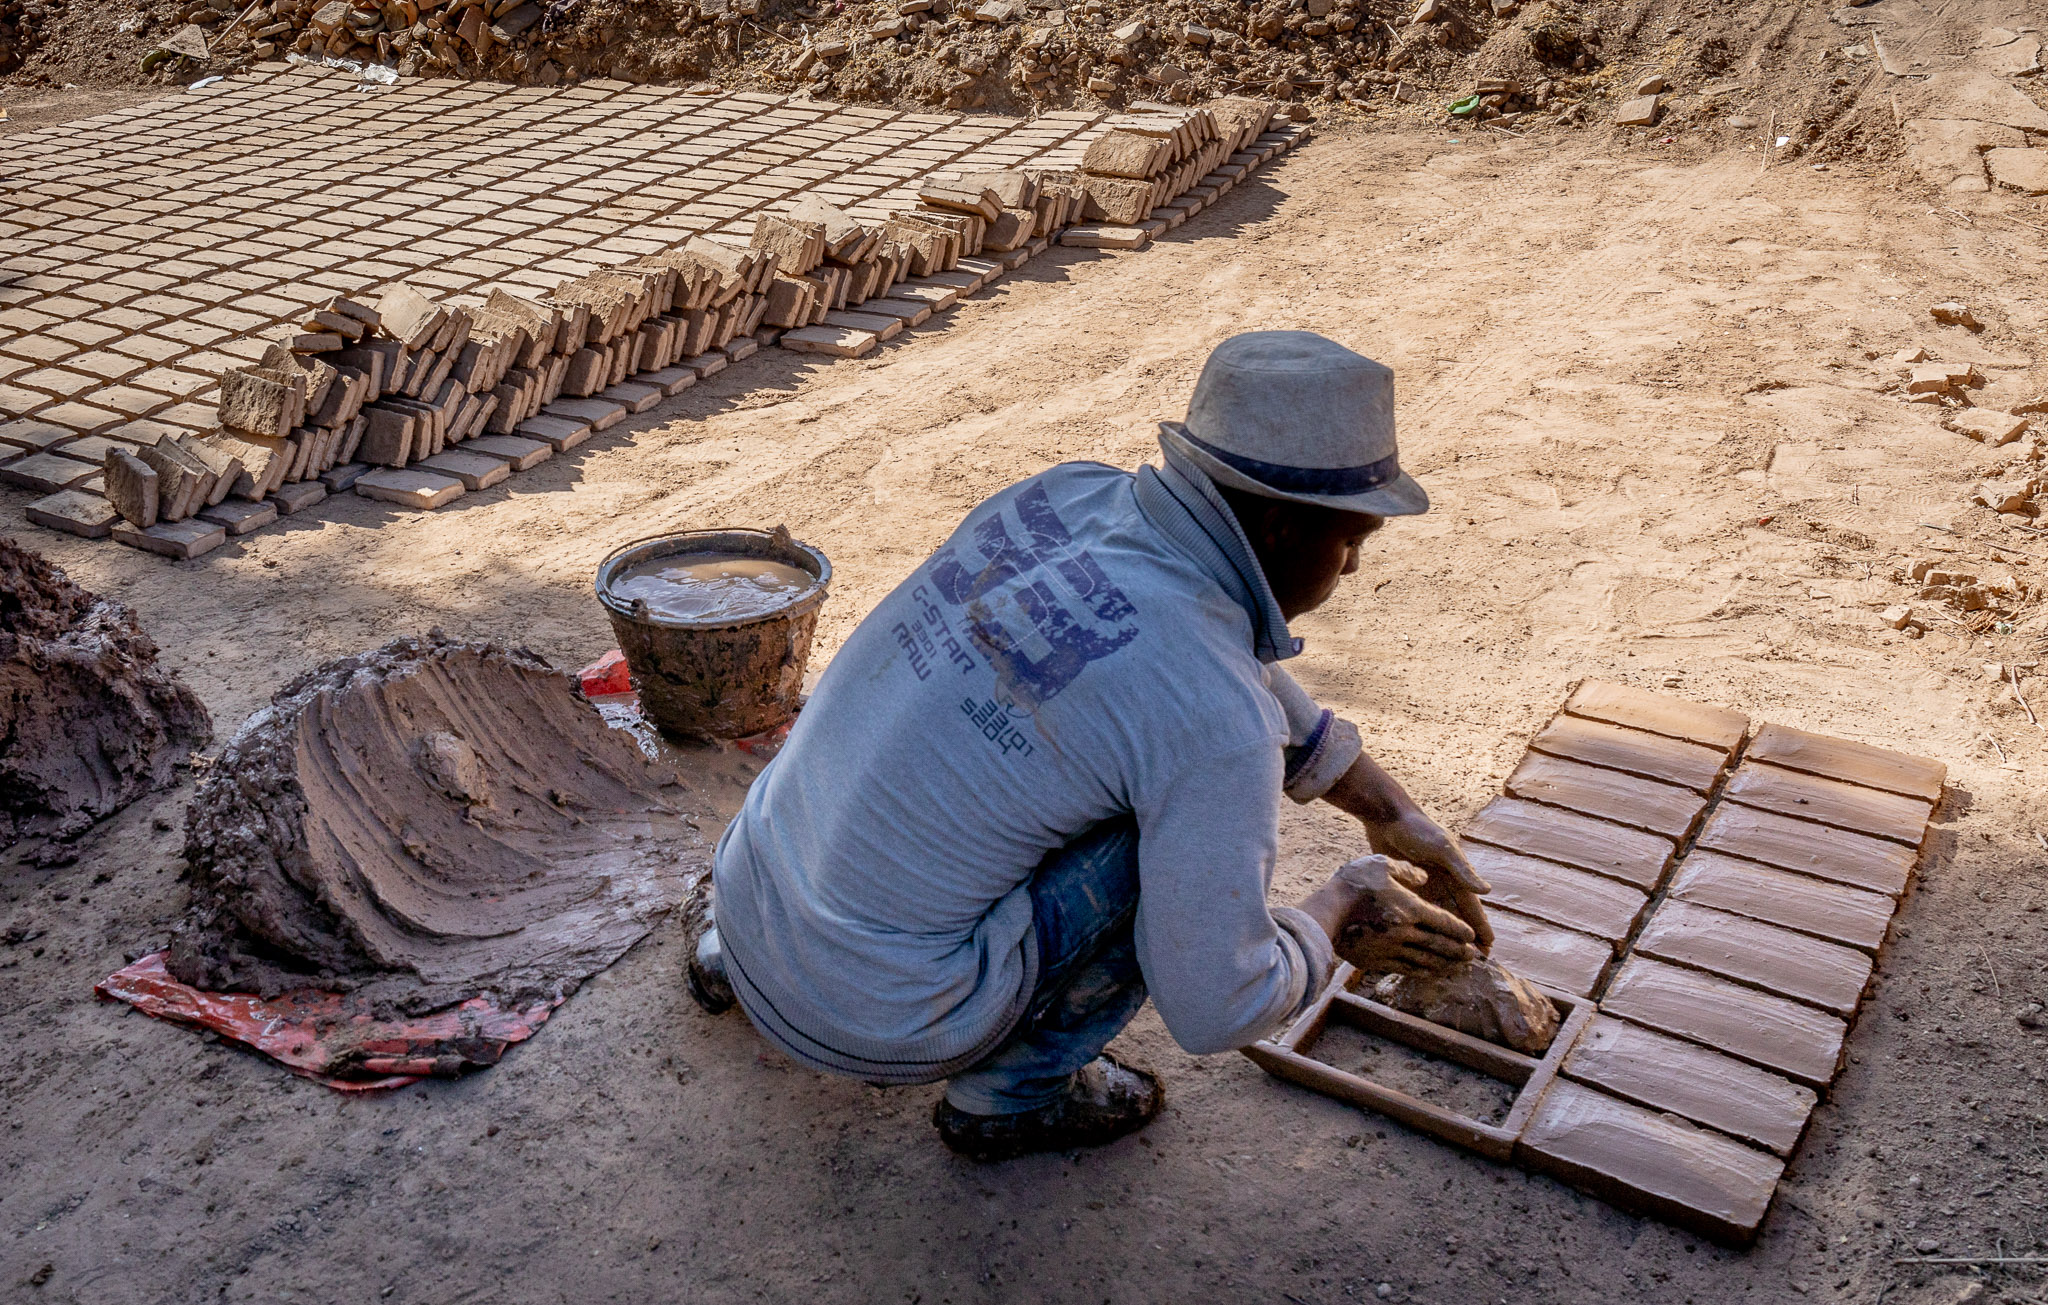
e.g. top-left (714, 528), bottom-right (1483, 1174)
top-left (1158, 331), bottom-right (1428, 517)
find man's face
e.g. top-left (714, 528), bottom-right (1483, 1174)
top-left (1266, 507), bottom-right (1383, 619)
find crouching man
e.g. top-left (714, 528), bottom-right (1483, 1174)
top-left (689, 331), bottom-right (1492, 1161)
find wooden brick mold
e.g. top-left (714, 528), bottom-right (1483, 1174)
top-left (1246, 679), bottom-right (1945, 1247)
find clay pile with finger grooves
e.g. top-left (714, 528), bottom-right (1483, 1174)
top-left (168, 634), bottom-right (706, 1014)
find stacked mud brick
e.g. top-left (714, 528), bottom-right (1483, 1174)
top-left (1249, 679), bottom-right (1945, 1245)
top-left (9, 86), bottom-right (1310, 559)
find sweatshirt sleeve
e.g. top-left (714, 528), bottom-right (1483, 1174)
top-left (1263, 664), bottom-right (1364, 804)
top-left (1130, 737), bottom-right (1333, 1055)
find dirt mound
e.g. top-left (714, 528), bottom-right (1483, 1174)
top-left (166, 634), bottom-right (708, 1014)
top-left (0, 538), bottom-right (211, 854)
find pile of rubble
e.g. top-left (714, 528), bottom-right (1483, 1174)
top-left (24, 97), bottom-right (1298, 560)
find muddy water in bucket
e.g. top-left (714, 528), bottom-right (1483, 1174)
top-left (595, 528), bottom-right (831, 741)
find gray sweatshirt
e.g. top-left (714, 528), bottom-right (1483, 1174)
top-left (711, 452), bottom-right (1361, 1084)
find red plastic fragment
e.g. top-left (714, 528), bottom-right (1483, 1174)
top-left (578, 649), bottom-right (633, 697)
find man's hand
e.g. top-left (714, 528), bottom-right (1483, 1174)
top-left (1320, 753), bottom-right (1494, 950)
top-left (1297, 855), bottom-right (1479, 977)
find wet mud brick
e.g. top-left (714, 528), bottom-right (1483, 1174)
top-left (1463, 797), bottom-right (1675, 890)
top-left (1463, 844), bottom-right (1649, 945)
top-left (1600, 956), bottom-right (1847, 1089)
top-left (1561, 1016), bottom-right (1816, 1157)
top-left (1504, 752), bottom-right (1705, 841)
top-left (1564, 679), bottom-right (1749, 754)
top-left (1633, 900), bottom-right (1874, 1017)
top-left (354, 468), bottom-right (465, 510)
top-left (1670, 849), bottom-right (1895, 954)
top-left (1485, 907), bottom-right (1615, 998)
top-left (1743, 723), bottom-right (1946, 803)
top-left (1722, 762), bottom-right (1933, 847)
top-left (1529, 715), bottom-right (1729, 794)
top-left (112, 518), bottom-right (227, 560)
top-left (1516, 1078), bottom-right (1785, 1246)
top-left (1694, 803), bottom-right (1916, 897)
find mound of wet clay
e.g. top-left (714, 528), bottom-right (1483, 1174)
top-left (0, 539), bottom-right (211, 851)
top-left (1373, 957), bottom-right (1562, 1056)
top-left (167, 634), bottom-right (708, 1014)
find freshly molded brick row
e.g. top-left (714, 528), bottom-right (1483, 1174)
top-left (1484, 906), bottom-right (1614, 998)
top-left (1561, 1015), bottom-right (1816, 1157)
top-left (1669, 850), bottom-right (1895, 954)
top-left (1517, 1078), bottom-right (1785, 1246)
top-left (1565, 679), bottom-right (1749, 753)
top-left (1463, 844), bottom-right (1650, 945)
top-left (1505, 752), bottom-right (1704, 841)
top-left (1633, 900), bottom-right (1874, 1017)
top-left (1462, 796), bottom-right (1675, 890)
top-left (1722, 762), bottom-right (1932, 847)
top-left (1695, 803), bottom-right (1915, 897)
top-left (1600, 956), bottom-right (1846, 1089)
top-left (1743, 723), bottom-right (1946, 803)
top-left (1530, 714), bottom-right (1730, 794)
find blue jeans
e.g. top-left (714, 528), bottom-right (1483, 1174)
top-left (943, 817), bottom-right (1150, 1116)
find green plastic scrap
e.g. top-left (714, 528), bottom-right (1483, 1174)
top-left (1448, 94), bottom-right (1481, 117)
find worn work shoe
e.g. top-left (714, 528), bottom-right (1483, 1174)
top-left (932, 1056), bottom-right (1164, 1162)
top-left (682, 878), bottom-right (735, 1015)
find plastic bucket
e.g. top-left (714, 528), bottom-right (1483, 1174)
top-left (594, 526), bottom-right (831, 740)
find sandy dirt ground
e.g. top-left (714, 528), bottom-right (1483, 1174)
top-left (3, 118), bottom-right (2047, 1303)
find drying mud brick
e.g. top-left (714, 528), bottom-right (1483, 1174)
top-left (1529, 715), bottom-right (1729, 794)
top-left (199, 499), bottom-right (280, 537)
top-left (1061, 223), bottom-right (1155, 249)
top-left (217, 369), bottom-right (297, 439)
top-left (782, 325), bottom-right (880, 358)
top-left (271, 482), bottom-right (326, 516)
top-left (1462, 796), bottom-right (1675, 890)
top-left (1722, 763), bottom-right (1934, 847)
top-left (417, 451), bottom-right (511, 492)
top-left (1669, 850), bottom-right (1895, 955)
top-left (1600, 957), bottom-right (1847, 1089)
top-left (1694, 802), bottom-right (1916, 897)
top-left (1565, 679), bottom-right (1749, 753)
top-left (1504, 752), bottom-right (1704, 841)
top-left (463, 436), bottom-right (553, 471)
top-left (547, 398), bottom-right (628, 431)
top-left (166, 636), bottom-right (709, 1013)
top-left (518, 415), bottom-right (593, 452)
top-left (113, 519), bottom-right (228, 560)
top-left (1463, 844), bottom-right (1649, 944)
top-left (26, 491), bottom-right (118, 540)
top-left (0, 453), bottom-right (97, 495)
top-left (355, 468), bottom-right (465, 510)
top-left (1484, 906), bottom-right (1615, 998)
top-left (1562, 1016), bottom-right (1816, 1158)
top-left (1742, 724), bottom-right (1946, 803)
top-left (0, 541), bottom-right (211, 849)
top-left (1516, 1078), bottom-right (1785, 1246)
top-left (104, 450), bottom-right (159, 528)
top-left (1633, 900), bottom-right (1875, 1017)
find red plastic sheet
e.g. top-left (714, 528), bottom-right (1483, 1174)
top-left (96, 953), bottom-right (561, 1092)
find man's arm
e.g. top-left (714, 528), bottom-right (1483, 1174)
top-left (1319, 752), bottom-right (1494, 949)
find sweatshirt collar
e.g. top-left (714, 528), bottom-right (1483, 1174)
top-left (1133, 445), bottom-right (1302, 664)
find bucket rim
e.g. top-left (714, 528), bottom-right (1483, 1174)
top-left (593, 527), bottom-right (832, 631)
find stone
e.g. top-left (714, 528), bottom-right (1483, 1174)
top-left (1462, 796), bottom-right (1675, 890)
top-left (354, 468), bottom-right (466, 510)
top-left (516, 415), bottom-right (594, 452)
top-left (545, 398), bottom-right (627, 431)
top-left (417, 450), bottom-right (511, 491)
top-left (462, 436), bottom-right (553, 471)
top-left (1721, 762), bottom-right (1933, 847)
top-left (1948, 409), bottom-right (2029, 445)
top-left (1061, 224), bottom-right (1153, 250)
top-left (1879, 604), bottom-right (1917, 631)
top-left (104, 449), bottom-right (160, 527)
top-left (0, 452), bottom-right (100, 494)
top-left (1635, 75), bottom-right (1667, 95)
top-left (1929, 301), bottom-right (1981, 330)
top-left (1616, 95), bottom-right (1663, 126)
top-left (1562, 1016), bottom-right (1818, 1158)
top-left (1504, 752), bottom-right (1704, 841)
top-left (111, 518), bottom-right (228, 560)
top-left (1483, 906), bottom-right (1615, 998)
top-left (1743, 723), bottom-right (1945, 802)
top-left (602, 381), bottom-right (663, 414)
top-left (1986, 147), bottom-right (2048, 195)
top-left (780, 325), bottom-right (880, 358)
top-left (1669, 850), bottom-right (1895, 954)
top-left (1907, 362), bottom-right (1970, 393)
top-left (1462, 844), bottom-right (1650, 943)
top-left (198, 499), bottom-right (279, 536)
top-left (1634, 900), bottom-right (1875, 1017)
top-left (1516, 1078), bottom-right (1786, 1246)
top-left (26, 490), bottom-right (118, 539)
top-left (1565, 680), bottom-right (1748, 752)
top-left (1599, 957), bottom-right (1847, 1088)
top-left (1529, 714), bottom-right (1729, 794)
top-left (1974, 478), bottom-right (2039, 515)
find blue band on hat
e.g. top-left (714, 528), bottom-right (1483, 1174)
top-left (1179, 428), bottom-right (1402, 497)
